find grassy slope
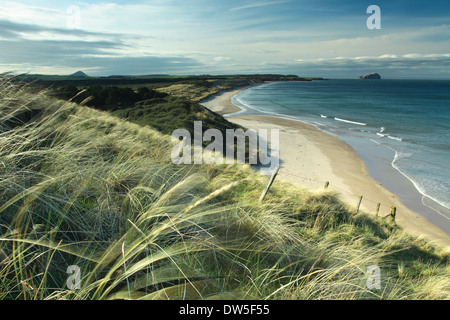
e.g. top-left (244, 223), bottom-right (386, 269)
top-left (49, 78), bottom-right (257, 159)
top-left (112, 94), bottom-right (239, 137)
top-left (0, 76), bottom-right (448, 300)
top-left (155, 81), bottom-right (231, 102)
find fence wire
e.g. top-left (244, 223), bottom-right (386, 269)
top-left (275, 167), bottom-right (395, 216)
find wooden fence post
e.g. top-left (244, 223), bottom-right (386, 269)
top-left (375, 203), bottom-right (381, 217)
top-left (259, 167), bottom-right (279, 202)
top-left (390, 206), bottom-right (396, 221)
top-left (355, 196), bottom-right (363, 214)
top-left (324, 181), bottom-right (329, 189)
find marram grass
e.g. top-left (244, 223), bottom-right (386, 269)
top-left (0, 75), bottom-right (448, 300)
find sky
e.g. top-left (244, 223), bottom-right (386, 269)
top-left (1, 0), bottom-right (449, 78)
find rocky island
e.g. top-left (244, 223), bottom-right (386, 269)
top-left (359, 72), bottom-right (381, 79)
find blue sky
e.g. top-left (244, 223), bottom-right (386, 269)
top-left (1, 0), bottom-right (449, 78)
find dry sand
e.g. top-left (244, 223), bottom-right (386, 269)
top-left (200, 88), bottom-right (245, 115)
top-left (201, 87), bottom-right (450, 249)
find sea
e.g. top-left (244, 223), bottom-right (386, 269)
top-left (229, 79), bottom-right (450, 234)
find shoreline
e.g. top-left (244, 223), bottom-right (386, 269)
top-left (200, 84), bottom-right (257, 116)
top-left (200, 85), bottom-right (450, 249)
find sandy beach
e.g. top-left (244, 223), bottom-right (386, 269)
top-left (200, 87), bottom-right (247, 115)
top-left (201, 86), bottom-right (450, 249)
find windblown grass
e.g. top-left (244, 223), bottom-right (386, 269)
top-left (0, 75), bottom-right (448, 300)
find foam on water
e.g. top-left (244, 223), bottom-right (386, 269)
top-left (334, 117), bottom-right (367, 126)
top-left (390, 146), bottom-right (450, 220)
top-left (388, 135), bottom-right (403, 141)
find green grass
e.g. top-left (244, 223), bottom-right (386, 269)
top-left (113, 95), bottom-right (237, 136)
top-left (0, 75), bottom-right (448, 300)
top-left (50, 83), bottom-right (255, 161)
top-left (154, 81), bottom-right (229, 102)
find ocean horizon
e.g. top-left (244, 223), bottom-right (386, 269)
top-left (229, 79), bottom-right (450, 234)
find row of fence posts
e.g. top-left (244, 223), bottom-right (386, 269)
top-left (259, 168), bottom-right (396, 221)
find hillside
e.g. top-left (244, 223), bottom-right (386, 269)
top-left (0, 75), bottom-right (448, 300)
top-left (70, 71), bottom-right (88, 78)
top-left (50, 84), bottom-right (253, 160)
top-left (51, 85), bottom-right (239, 137)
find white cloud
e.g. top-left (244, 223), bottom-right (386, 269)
top-left (289, 53), bottom-right (450, 78)
top-left (295, 53), bottom-right (450, 64)
top-left (213, 56), bottom-right (232, 62)
top-left (379, 54), bottom-right (398, 59)
top-left (0, 1), bottom-right (63, 27)
top-left (229, 0), bottom-right (291, 11)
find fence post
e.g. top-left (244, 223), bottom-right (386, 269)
top-left (375, 203), bottom-right (381, 217)
top-left (259, 167), bottom-right (279, 202)
top-left (390, 206), bottom-right (396, 221)
top-left (355, 195), bottom-right (363, 214)
top-left (324, 181), bottom-right (329, 189)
